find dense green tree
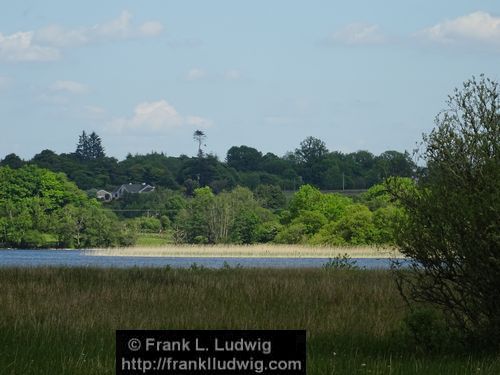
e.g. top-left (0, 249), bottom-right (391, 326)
top-left (291, 210), bottom-right (327, 235)
top-left (0, 153), bottom-right (25, 169)
top-left (254, 184), bottom-right (286, 209)
top-left (288, 184), bottom-right (351, 221)
top-left (176, 186), bottom-right (272, 244)
top-left (309, 204), bottom-right (376, 246)
top-left (118, 153), bottom-right (178, 189)
top-left (175, 186), bottom-right (215, 243)
top-left (226, 145), bottom-right (263, 171)
top-left (177, 155), bottom-right (236, 193)
top-left (274, 223), bottom-right (308, 244)
top-left (0, 165), bottom-right (132, 248)
top-left (295, 136), bottom-right (328, 165)
top-left (294, 136), bottom-right (329, 186)
top-left (375, 150), bottom-right (415, 179)
top-left (390, 76), bottom-right (500, 346)
top-left (75, 131), bottom-right (105, 160)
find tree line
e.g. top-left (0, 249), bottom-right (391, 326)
top-left (0, 162), bottom-right (404, 249)
top-left (0, 133), bottom-right (416, 193)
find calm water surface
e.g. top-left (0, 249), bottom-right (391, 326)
top-left (0, 249), bottom-right (403, 269)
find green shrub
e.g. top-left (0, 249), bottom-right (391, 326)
top-left (323, 254), bottom-right (359, 270)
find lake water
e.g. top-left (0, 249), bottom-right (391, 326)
top-left (0, 249), bottom-right (403, 269)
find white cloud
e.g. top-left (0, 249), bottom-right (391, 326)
top-left (186, 68), bottom-right (205, 81)
top-left (35, 11), bottom-right (164, 48)
top-left (0, 31), bottom-right (60, 62)
top-left (50, 80), bottom-right (88, 94)
top-left (330, 23), bottom-right (386, 45)
top-left (0, 10), bottom-right (164, 62)
top-left (417, 11), bottom-right (500, 46)
top-left (224, 69), bottom-right (241, 80)
top-left (106, 100), bottom-right (211, 134)
top-left (35, 26), bottom-right (89, 48)
top-left (82, 105), bottom-right (107, 120)
top-left (186, 116), bottom-right (212, 128)
top-left (139, 21), bottom-right (164, 37)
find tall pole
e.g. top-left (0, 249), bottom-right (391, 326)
top-left (342, 172), bottom-right (345, 191)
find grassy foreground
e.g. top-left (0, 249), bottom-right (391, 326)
top-left (0, 267), bottom-right (498, 375)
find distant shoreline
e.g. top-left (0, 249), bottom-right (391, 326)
top-left (87, 245), bottom-right (404, 259)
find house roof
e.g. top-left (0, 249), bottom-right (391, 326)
top-left (114, 183), bottom-right (154, 194)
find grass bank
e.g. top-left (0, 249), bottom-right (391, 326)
top-left (0, 267), bottom-right (497, 374)
top-left (89, 244), bottom-right (402, 258)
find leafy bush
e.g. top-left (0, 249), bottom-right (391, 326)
top-left (323, 254), bottom-right (358, 270)
top-left (274, 223), bottom-right (308, 244)
top-left (402, 308), bottom-right (456, 353)
top-left (390, 76), bottom-right (500, 348)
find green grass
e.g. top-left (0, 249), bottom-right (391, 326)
top-left (134, 232), bottom-right (173, 246)
top-left (0, 267), bottom-right (498, 374)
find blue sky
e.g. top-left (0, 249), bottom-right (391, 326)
top-left (1, 0), bottom-right (499, 160)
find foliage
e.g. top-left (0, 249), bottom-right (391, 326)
top-left (130, 216), bottom-right (163, 233)
top-left (175, 186), bottom-right (274, 244)
top-left (1, 131), bottom-right (416, 248)
top-left (193, 130), bottom-right (207, 157)
top-left (390, 76), bottom-right (500, 347)
top-left (5, 131), bottom-right (416, 193)
top-left (274, 183), bottom-right (402, 246)
top-left (0, 165), bottom-right (133, 248)
top-left (0, 153), bottom-right (25, 169)
top-left (253, 184), bottom-right (286, 209)
top-left (402, 308), bottom-right (455, 354)
top-left (254, 221), bottom-right (282, 242)
top-left (226, 145), bottom-right (263, 171)
top-left (274, 223), bottom-right (308, 244)
top-left (323, 254), bottom-right (359, 270)
top-left (75, 131), bottom-right (105, 160)
top-left (291, 210), bottom-right (328, 235)
top-left (288, 185), bottom-right (351, 221)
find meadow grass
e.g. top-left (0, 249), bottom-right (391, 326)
top-left (0, 267), bottom-right (498, 374)
top-left (134, 233), bottom-right (172, 247)
top-left (89, 244), bottom-right (402, 258)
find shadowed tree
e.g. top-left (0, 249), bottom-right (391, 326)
top-left (226, 145), bottom-right (263, 171)
top-left (75, 131), bottom-right (105, 160)
top-left (0, 153), bottom-right (25, 169)
top-left (294, 136), bottom-right (329, 186)
top-left (390, 75), bottom-right (500, 347)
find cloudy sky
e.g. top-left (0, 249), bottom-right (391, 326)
top-left (1, 1), bottom-right (499, 160)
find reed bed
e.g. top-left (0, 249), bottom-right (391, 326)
top-left (87, 244), bottom-right (402, 258)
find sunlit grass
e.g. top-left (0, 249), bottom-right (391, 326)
top-left (134, 233), bottom-right (172, 247)
top-left (88, 244), bottom-right (402, 258)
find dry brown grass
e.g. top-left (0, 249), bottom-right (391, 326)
top-left (87, 244), bottom-right (402, 258)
